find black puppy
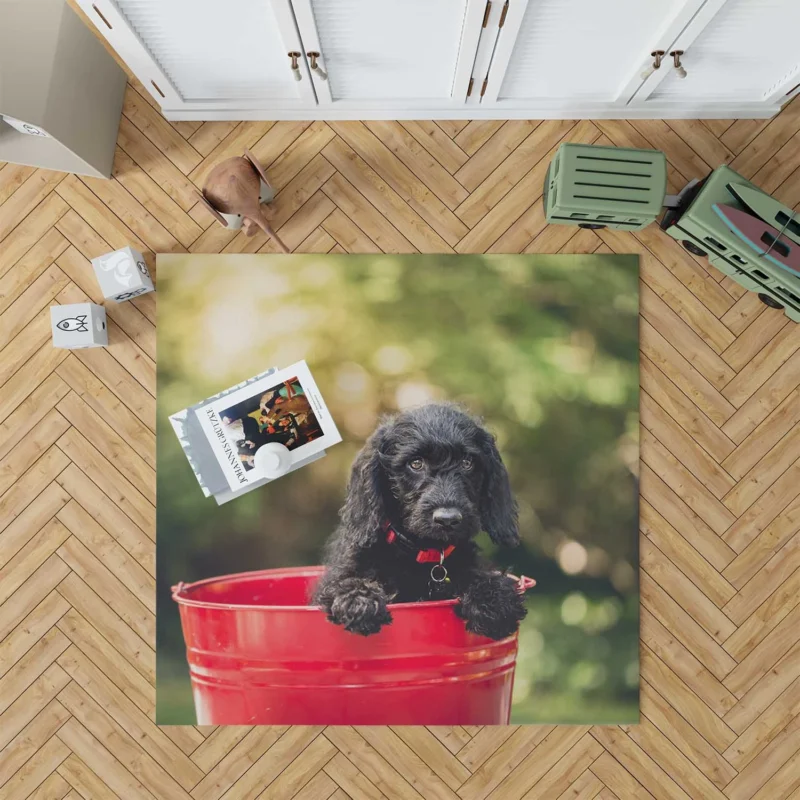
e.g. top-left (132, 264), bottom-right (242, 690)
top-left (313, 404), bottom-right (527, 640)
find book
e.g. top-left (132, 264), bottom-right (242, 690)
top-left (169, 361), bottom-right (341, 504)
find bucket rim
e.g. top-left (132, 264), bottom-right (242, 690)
top-left (171, 565), bottom-right (461, 612)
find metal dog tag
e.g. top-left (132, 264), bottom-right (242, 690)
top-left (428, 555), bottom-right (450, 598)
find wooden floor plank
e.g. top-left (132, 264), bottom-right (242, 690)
top-left (453, 121), bottom-right (540, 192)
top-left (121, 85), bottom-right (202, 176)
top-left (723, 674), bottom-right (800, 773)
top-left (640, 357), bottom-right (736, 464)
top-left (721, 349), bottom-right (800, 445)
top-left (454, 121), bottom-right (506, 156)
top-left (456, 121), bottom-right (590, 240)
top-left (55, 463), bottom-right (153, 574)
top-left (2, 76), bottom-right (800, 800)
top-left (619, 716), bottom-right (728, 800)
top-left (115, 116), bottom-right (200, 212)
top-left (55, 428), bottom-right (154, 537)
top-left (641, 392), bottom-right (735, 500)
top-left (400, 121), bottom-right (469, 174)
top-left (364, 120), bottom-right (469, 210)
top-left (265, 121), bottom-right (337, 193)
top-left (641, 537), bottom-right (736, 644)
top-left (0, 193), bottom-right (70, 279)
top-left (0, 163), bottom-right (36, 207)
top-left (723, 539), bottom-right (800, 639)
top-left (111, 148), bottom-right (202, 248)
top-left (722, 459), bottom-right (800, 553)
top-left (639, 679), bottom-right (737, 790)
top-left (0, 170), bottom-right (66, 244)
top-left (0, 228), bottom-right (69, 317)
top-left (323, 132), bottom-right (457, 251)
top-left (56, 575), bottom-right (155, 683)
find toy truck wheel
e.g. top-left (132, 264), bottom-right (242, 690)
top-left (682, 240), bottom-right (707, 257)
top-left (758, 293), bottom-right (784, 310)
top-left (578, 223), bottom-right (606, 230)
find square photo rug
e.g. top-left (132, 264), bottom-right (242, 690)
top-left (156, 253), bottom-right (640, 726)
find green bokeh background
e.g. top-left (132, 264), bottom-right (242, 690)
top-left (156, 253), bottom-right (640, 725)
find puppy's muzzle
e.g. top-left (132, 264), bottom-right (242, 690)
top-left (432, 507), bottom-right (463, 529)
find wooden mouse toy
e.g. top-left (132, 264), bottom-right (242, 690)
top-left (197, 149), bottom-right (289, 253)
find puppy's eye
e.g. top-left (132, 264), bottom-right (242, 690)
top-left (409, 458), bottom-right (424, 471)
top-left (462, 457), bottom-right (473, 471)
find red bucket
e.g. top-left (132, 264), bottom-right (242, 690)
top-left (172, 566), bottom-right (525, 725)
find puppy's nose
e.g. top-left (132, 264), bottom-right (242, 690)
top-left (433, 508), bottom-right (463, 529)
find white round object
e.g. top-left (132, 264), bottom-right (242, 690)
top-left (254, 442), bottom-right (292, 478)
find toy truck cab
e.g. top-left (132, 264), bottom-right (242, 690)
top-left (660, 165), bottom-right (800, 322)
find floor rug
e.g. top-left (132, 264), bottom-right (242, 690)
top-left (156, 253), bottom-right (639, 725)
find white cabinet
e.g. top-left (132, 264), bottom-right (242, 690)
top-left (78, 0), bottom-right (316, 111)
top-left (290, 0), bottom-right (486, 109)
top-left (633, 0), bottom-right (800, 108)
top-left (76, 0), bottom-right (800, 120)
top-left (478, 0), bottom-right (799, 115)
top-left (479, 0), bottom-right (706, 106)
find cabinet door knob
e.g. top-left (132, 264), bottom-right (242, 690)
top-left (288, 52), bottom-right (302, 81)
top-left (641, 50), bottom-right (665, 80)
top-left (670, 50), bottom-right (687, 79)
top-left (307, 52), bottom-right (328, 81)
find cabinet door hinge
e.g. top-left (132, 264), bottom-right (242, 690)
top-left (499, 1), bottom-right (509, 27)
top-left (482, 0), bottom-right (492, 27)
top-left (467, 77), bottom-right (474, 97)
top-left (480, 77), bottom-right (488, 97)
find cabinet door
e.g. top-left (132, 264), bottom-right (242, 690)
top-left (76, 0), bottom-right (316, 112)
top-left (636, 0), bottom-right (800, 107)
top-left (481, 0), bottom-right (707, 107)
top-left (290, 0), bottom-right (486, 108)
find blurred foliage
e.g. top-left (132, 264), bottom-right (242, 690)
top-left (156, 253), bottom-right (640, 724)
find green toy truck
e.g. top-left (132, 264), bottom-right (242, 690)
top-left (659, 165), bottom-right (800, 322)
top-left (544, 143), bottom-right (800, 322)
top-left (543, 143), bottom-right (667, 231)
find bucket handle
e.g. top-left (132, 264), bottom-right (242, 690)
top-left (171, 575), bottom-right (533, 600)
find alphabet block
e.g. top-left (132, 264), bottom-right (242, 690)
top-left (91, 246), bottom-right (154, 302)
top-left (51, 303), bottom-right (107, 349)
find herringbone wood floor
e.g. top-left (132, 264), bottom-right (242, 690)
top-left (3, 60), bottom-right (800, 799)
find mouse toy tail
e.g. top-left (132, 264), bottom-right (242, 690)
top-left (254, 212), bottom-right (290, 254)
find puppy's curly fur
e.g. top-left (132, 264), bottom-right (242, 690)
top-left (313, 404), bottom-right (527, 640)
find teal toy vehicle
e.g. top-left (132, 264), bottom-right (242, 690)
top-left (660, 165), bottom-right (800, 322)
top-left (544, 143), bottom-right (800, 322)
top-left (544, 143), bottom-right (667, 231)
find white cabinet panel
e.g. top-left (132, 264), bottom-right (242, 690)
top-left (292, 0), bottom-right (485, 106)
top-left (648, 0), bottom-right (800, 103)
top-left (76, 0), bottom-right (794, 118)
top-left (77, 0), bottom-right (314, 109)
top-left (491, 0), bottom-right (702, 103)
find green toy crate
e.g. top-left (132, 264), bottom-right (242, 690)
top-left (544, 143), bottom-right (667, 231)
top-left (660, 164), bottom-right (800, 323)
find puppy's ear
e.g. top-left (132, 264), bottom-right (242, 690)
top-left (340, 432), bottom-right (386, 548)
top-left (480, 433), bottom-right (519, 547)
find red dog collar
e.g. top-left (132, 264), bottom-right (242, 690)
top-left (382, 520), bottom-right (455, 564)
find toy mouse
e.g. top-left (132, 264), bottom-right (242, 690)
top-left (197, 149), bottom-right (289, 253)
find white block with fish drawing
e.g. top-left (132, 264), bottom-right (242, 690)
top-left (50, 303), bottom-right (108, 349)
top-left (91, 246), bottom-right (154, 302)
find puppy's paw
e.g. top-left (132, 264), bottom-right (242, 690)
top-left (327, 578), bottom-right (393, 636)
top-left (455, 574), bottom-right (527, 640)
